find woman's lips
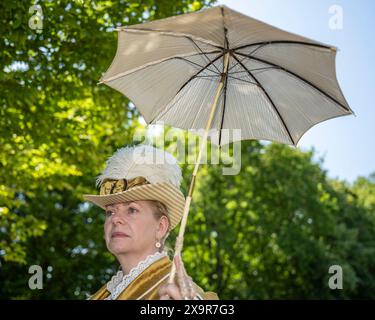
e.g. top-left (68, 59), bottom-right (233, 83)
top-left (111, 232), bottom-right (129, 238)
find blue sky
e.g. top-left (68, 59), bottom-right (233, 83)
top-left (217, 0), bottom-right (375, 182)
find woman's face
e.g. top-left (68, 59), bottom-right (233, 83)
top-left (104, 200), bottom-right (164, 257)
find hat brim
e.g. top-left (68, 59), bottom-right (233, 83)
top-left (83, 183), bottom-right (185, 230)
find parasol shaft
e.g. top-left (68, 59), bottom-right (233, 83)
top-left (168, 53), bottom-right (230, 286)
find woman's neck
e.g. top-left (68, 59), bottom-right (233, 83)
top-left (116, 248), bottom-right (161, 275)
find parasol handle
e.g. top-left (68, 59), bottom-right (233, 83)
top-left (168, 53), bottom-right (230, 285)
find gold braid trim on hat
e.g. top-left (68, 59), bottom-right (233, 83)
top-left (99, 177), bottom-right (150, 195)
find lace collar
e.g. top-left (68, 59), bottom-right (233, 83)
top-left (105, 251), bottom-right (167, 300)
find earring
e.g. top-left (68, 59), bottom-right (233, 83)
top-left (155, 241), bottom-right (161, 248)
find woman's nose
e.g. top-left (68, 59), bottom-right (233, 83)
top-left (111, 212), bottom-right (124, 225)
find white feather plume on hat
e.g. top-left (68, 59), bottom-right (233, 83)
top-left (95, 144), bottom-right (182, 188)
top-left (83, 144), bottom-right (185, 229)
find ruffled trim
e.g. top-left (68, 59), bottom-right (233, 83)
top-left (105, 251), bottom-right (167, 300)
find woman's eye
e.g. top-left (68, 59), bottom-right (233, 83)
top-left (105, 211), bottom-right (113, 217)
top-left (128, 207), bottom-right (138, 214)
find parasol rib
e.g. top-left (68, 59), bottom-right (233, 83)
top-left (235, 52), bottom-right (350, 113)
top-left (232, 40), bottom-right (334, 51)
top-left (101, 50), bottom-right (221, 84)
top-left (119, 27), bottom-right (224, 50)
top-left (185, 36), bottom-right (222, 74)
top-left (148, 53), bottom-right (225, 124)
top-left (218, 6), bottom-right (230, 147)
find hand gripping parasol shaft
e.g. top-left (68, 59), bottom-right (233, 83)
top-left (168, 53), bottom-right (230, 286)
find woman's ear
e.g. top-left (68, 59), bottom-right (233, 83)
top-left (157, 215), bottom-right (170, 239)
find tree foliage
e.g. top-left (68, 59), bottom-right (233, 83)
top-left (182, 141), bottom-right (375, 299)
top-left (0, 0), bottom-right (214, 299)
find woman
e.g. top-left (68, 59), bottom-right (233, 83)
top-left (83, 144), bottom-right (219, 300)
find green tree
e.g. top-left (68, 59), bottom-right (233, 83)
top-left (182, 141), bottom-right (375, 299)
top-left (0, 0), bottom-right (215, 299)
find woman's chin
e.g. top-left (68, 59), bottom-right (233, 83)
top-left (108, 239), bottom-right (131, 254)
